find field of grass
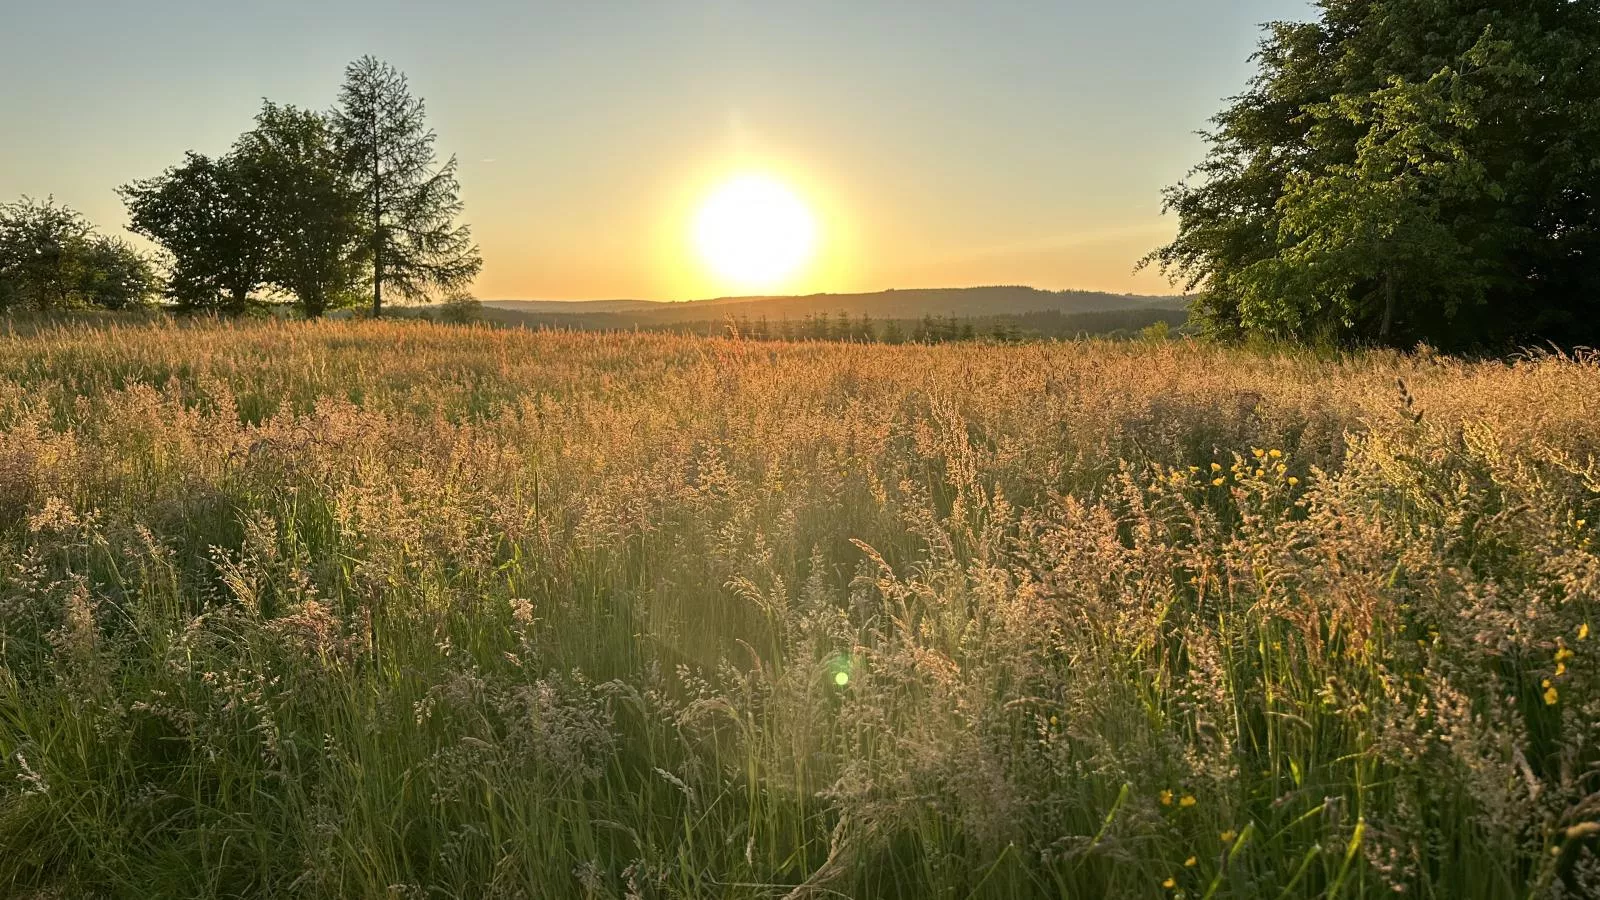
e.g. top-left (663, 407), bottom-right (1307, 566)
top-left (2, 318), bottom-right (1599, 898)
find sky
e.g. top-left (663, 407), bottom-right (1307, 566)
top-left (1, 1), bottom-right (1313, 301)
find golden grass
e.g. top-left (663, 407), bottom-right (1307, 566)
top-left (1, 318), bottom-right (1598, 897)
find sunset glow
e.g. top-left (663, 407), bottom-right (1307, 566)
top-left (693, 174), bottom-right (817, 291)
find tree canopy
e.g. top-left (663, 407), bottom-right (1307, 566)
top-left (121, 151), bottom-right (271, 313)
top-left (0, 197), bottom-right (156, 312)
top-left (119, 57), bottom-right (476, 318)
top-left (1145, 0), bottom-right (1600, 349)
top-left (234, 102), bottom-right (367, 318)
top-left (333, 56), bottom-right (481, 316)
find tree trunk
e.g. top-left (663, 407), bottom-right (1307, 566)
top-left (372, 188), bottom-right (383, 317)
top-left (1380, 274), bottom-right (1396, 344)
top-left (371, 105), bottom-right (383, 318)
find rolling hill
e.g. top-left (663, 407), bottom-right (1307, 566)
top-left (482, 286), bottom-right (1181, 323)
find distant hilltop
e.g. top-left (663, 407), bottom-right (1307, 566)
top-left (480, 286), bottom-right (1185, 324)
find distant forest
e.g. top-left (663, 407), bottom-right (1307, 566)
top-left (438, 286), bottom-right (1193, 343)
top-left (449, 304), bottom-right (1190, 343)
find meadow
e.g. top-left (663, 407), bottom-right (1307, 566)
top-left (1, 318), bottom-right (1599, 898)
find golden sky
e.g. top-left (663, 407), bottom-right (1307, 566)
top-left (2, 1), bottom-right (1311, 301)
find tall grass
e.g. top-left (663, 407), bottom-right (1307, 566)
top-left (2, 318), bottom-right (1599, 897)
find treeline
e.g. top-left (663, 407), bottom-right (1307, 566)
top-left (467, 305), bottom-right (1188, 343)
top-left (0, 57), bottom-right (478, 318)
top-left (717, 309), bottom-right (1187, 342)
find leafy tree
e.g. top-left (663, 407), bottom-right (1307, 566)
top-left (121, 152), bottom-right (270, 313)
top-left (1145, 0), bottom-right (1600, 349)
top-left (333, 56), bottom-right (481, 315)
top-left (0, 197), bottom-right (156, 311)
top-left (234, 102), bottom-right (366, 318)
top-left (436, 292), bottom-right (483, 324)
top-left (71, 236), bottom-right (158, 310)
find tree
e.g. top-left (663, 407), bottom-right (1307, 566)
top-left (333, 56), bottom-right (481, 316)
top-left (121, 152), bottom-right (270, 313)
top-left (234, 102), bottom-right (366, 318)
top-left (72, 236), bottom-right (158, 310)
top-left (1145, 0), bottom-right (1600, 349)
top-left (0, 197), bottom-right (156, 312)
top-left (436, 292), bottom-right (483, 324)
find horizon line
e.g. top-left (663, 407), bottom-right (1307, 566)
top-left (470, 284), bottom-right (1187, 305)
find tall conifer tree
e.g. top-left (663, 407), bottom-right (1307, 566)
top-left (333, 57), bottom-right (481, 315)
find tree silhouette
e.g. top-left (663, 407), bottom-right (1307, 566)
top-left (0, 197), bottom-right (155, 311)
top-left (235, 102), bottom-right (366, 318)
top-left (121, 153), bottom-right (270, 313)
top-left (333, 56), bottom-right (481, 316)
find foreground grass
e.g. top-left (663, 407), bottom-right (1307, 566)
top-left (1, 318), bottom-right (1599, 898)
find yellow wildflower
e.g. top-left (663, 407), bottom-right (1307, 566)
top-left (1162, 877), bottom-right (1177, 889)
top-left (1288, 477), bottom-right (1300, 486)
top-left (1220, 830), bottom-right (1237, 843)
top-left (1180, 794), bottom-right (1197, 808)
top-left (1254, 468), bottom-right (1264, 477)
top-left (1159, 790), bottom-right (1173, 806)
top-left (1269, 448), bottom-right (1282, 459)
top-left (1184, 856), bottom-right (1197, 867)
top-left (1581, 623), bottom-right (1590, 641)
top-left (1545, 684), bottom-right (1560, 706)
top-left (1210, 462), bottom-right (1221, 472)
top-left (1557, 662), bottom-right (1567, 677)
top-left (1252, 448), bottom-right (1265, 459)
top-left (1557, 647), bottom-right (1575, 663)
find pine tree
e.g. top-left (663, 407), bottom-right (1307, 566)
top-left (333, 56), bottom-right (481, 316)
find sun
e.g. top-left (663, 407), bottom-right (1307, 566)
top-left (693, 174), bottom-right (818, 290)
